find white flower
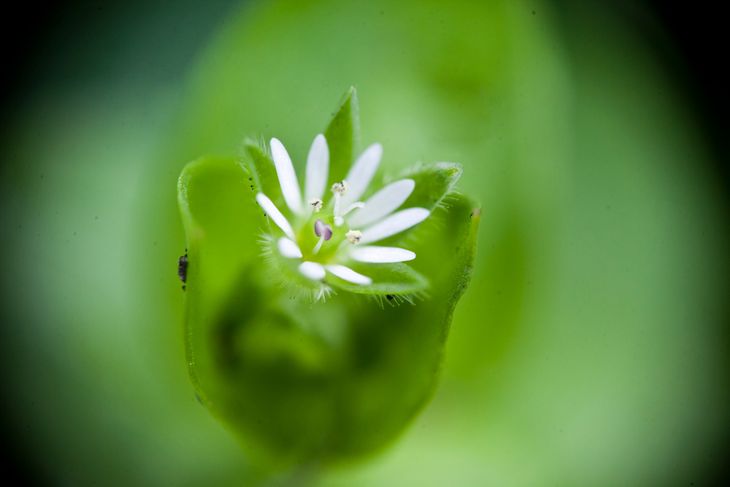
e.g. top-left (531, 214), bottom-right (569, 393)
top-left (255, 134), bottom-right (429, 290)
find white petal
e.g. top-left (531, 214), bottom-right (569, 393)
top-left (347, 179), bottom-right (415, 228)
top-left (256, 193), bottom-right (295, 240)
top-left (350, 246), bottom-right (416, 263)
top-left (270, 138), bottom-right (303, 215)
top-left (305, 134), bottom-right (329, 202)
top-left (359, 207), bottom-right (430, 244)
top-left (326, 265), bottom-right (372, 285)
top-left (277, 237), bottom-right (302, 258)
top-left (299, 261), bottom-right (326, 281)
top-left (340, 143), bottom-right (382, 208)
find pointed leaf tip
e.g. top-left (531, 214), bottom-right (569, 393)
top-left (325, 87), bottom-right (361, 184)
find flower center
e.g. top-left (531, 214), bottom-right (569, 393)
top-left (289, 202), bottom-right (361, 264)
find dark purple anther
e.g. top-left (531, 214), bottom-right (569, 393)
top-left (314, 219), bottom-right (333, 241)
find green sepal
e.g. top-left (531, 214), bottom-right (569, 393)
top-left (240, 139), bottom-right (281, 213)
top-left (400, 161), bottom-right (463, 210)
top-left (369, 162), bottom-right (464, 248)
top-left (324, 86), bottom-right (360, 183)
top-left (326, 263), bottom-right (428, 297)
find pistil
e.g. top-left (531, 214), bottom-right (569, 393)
top-left (313, 219), bottom-right (333, 254)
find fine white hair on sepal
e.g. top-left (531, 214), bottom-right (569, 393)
top-left (370, 292), bottom-right (419, 309)
top-left (257, 232), bottom-right (275, 259)
top-left (270, 137), bottom-right (303, 215)
top-left (314, 285), bottom-right (334, 302)
top-left (340, 143), bottom-right (382, 208)
top-left (277, 237), bottom-right (303, 258)
top-left (299, 261), bottom-right (326, 281)
top-left (347, 179), bottom-right (415, 228)
top-left (305, 134), bottom-right (329, 204)
top-left (255, 193), bottom-right (296, 240)
top-left (359, 207), bottom-right (429, 245)
top-left (325, 265), bottom-right (372, 285)
top-left (349, 246), bottom-right (416, 263)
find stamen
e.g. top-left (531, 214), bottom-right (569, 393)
top-left (343, 201), bottom-right (365, 216)
top-left (313, 237), bottom-right (324, 254)
top-left (332, 180), bottom-right (348, 227)
top-left (346, 229), bottom-right (362, 244)
top-left (309, 198), bottom-right (323, 213)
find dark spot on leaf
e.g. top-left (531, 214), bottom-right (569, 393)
top-left (386, 294), bottom-right (394, 301)
top-left (178, 249), bottom-right (188, 286)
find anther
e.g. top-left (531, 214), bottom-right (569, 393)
top-left (331, 181), bottom-right (348, 194)
top-left (346, 229), bottom-right (362, 244)
top-left (309, 198), bottom-right (323, 212)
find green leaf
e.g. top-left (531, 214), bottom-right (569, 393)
top-left (329, 193), bottom-right (480, 457)
top-left (324, 86), bottom-right (360, 183)
top-left (177, 155), bottom-right (262, 416)
top-left (177, 102), bottom-right (480, 469)
top-left (178, 155), bottom-right (260, 304)
top-left (240, 139), bottom-right (281, 212)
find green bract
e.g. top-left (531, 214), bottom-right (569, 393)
top-left (177, 89), bottom-right (479, 467)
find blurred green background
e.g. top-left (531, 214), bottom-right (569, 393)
top-left (1, 0), bottom-right (728, 485)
